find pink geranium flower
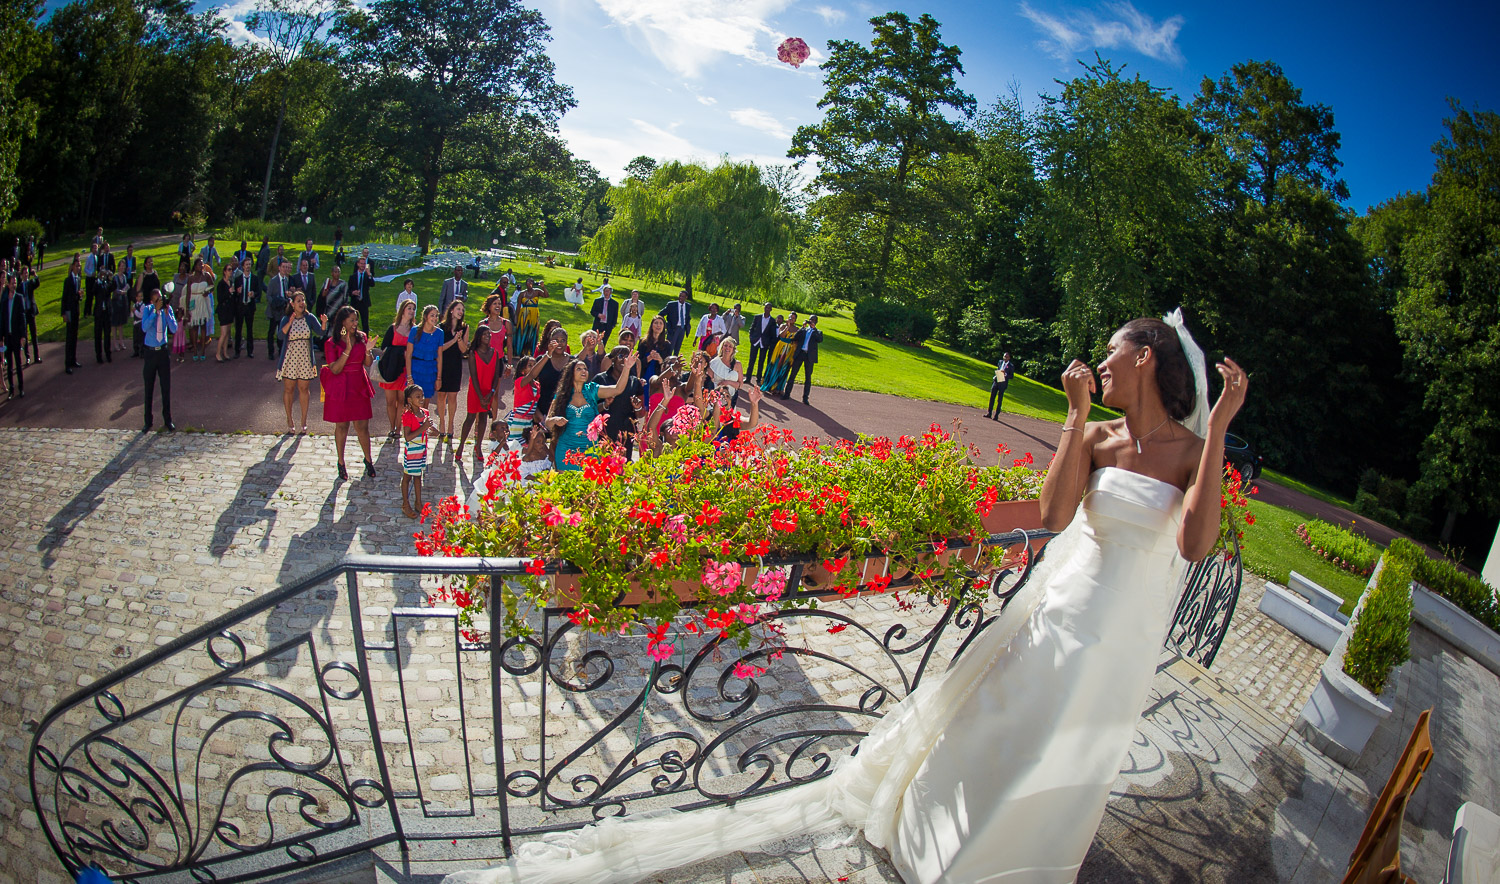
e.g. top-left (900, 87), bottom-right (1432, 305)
top-left (586, 413), bottom-right (608, 442)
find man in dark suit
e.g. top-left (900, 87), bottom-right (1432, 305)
top-left (780, 314), bottom-right (823, 405)
top-left (265, 262), bottom-right (291, 360)
top-left (23, 267), bottom-right (41, 364)
top-left (86, 258), bottom-right (113, 363)
top-left (347, 257), bottom-right (375, 332)
top-left (590, 286), bottom-right (618, 341)
top-left (1, 274), bottom-right (25, 398)
top-left (232, 256), bottom-right (260, 357)
top-left (659, 290), bottom-right (692, 356)
top-left (747, 303), bottom-right (778, 384)
top-left (61, 257), bottom-right (82, 372)
top-left (293, 258), bottom-right (316, 309)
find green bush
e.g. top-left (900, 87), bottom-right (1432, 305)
top-left (0, 218), bottom-right (44, 242)
top-left (853, 298), bottom-right (937, 345)
top-left (1342, 548), bottom-right (1413, 695)
top-left (1395, 539), bottom-right (1500, 632)
top-left (1295, 520), bottom-right (1382, 576)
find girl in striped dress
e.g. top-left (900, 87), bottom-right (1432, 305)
top-left (506, 354), bottom-right (549, 445)
top-left (400, 384), bottom-right (436, 519)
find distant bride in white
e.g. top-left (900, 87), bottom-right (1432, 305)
top-left (446, 310), bottom-right (1249, 884)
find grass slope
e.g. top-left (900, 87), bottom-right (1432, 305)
top-left (28, 236), bottom-right (1114, 425)
top-left (1239, 498), bottom-right (1377, 613)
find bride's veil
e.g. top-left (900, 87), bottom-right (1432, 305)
top-left (1163, 308), bottom-right (1210, 439)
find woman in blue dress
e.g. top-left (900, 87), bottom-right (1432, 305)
top-left (544, 351), bottom-right (639, 471)
top-left (405, 305), bottom-right (446, 398)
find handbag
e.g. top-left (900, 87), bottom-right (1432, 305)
top-left (377, 335), bottom-right (404, 383)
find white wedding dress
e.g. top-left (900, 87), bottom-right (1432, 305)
top-left (447, 466), bottom-right (1188, 884)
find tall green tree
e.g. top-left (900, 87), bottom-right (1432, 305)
top-left (1194, 59), bottom-right (1347, 206)
top-left (1390, 103), bottom-right (1500, 538)
top-left (245, 0), bottom-right (337, 221)
top-left (586, 160), bottom-right (795, 297)
top-left (789, 12), bottom-right (975, 302)
top-left (0, 0), bottom-right (43, 223)
top-left (1037, 58), bottom-right (1210, 359)
top-left (338, 0), bottom-right (574, 253)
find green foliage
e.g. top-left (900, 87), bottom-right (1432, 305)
top-left (1295, 520), bottom-right (1381, 577)
top-left (1239, 500), bottom-right (1369, 613)
top-left (790, 12), bottom-right (975, 303)
top-left (852, 298), bottom-right (937, 345)
top-left (1342, 547), bottom-right (1413, 695)
top-left (1392, 537), bottom-right (1500, 633)
top-left (0, 0), bottom-right (43, 223)
top-left (0, 217), bottom-right (44, 242)
top-left (586, 160), bottom-right (795, 297)
top-left (1387, 103), bottom-right (1500, 528)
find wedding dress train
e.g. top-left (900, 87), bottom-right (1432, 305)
top-left (446, 466), bottom-right (1188, 884)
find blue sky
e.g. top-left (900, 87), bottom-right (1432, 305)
top-left (46, 0), bottom-right (1499, 211)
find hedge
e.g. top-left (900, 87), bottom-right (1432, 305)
top-left (0, 218), bottom-right (44, 243)
top-left (1342, 544), bottom-right (1414, 695)
top-left (852, 298), bottom-right (937, 345)
top-left (1405, 544), bottom-right (1500, 633)
top-left (1295, 520), bottom-right (1381, 577)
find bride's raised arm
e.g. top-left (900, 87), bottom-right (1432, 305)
top-left (1040, 359), bottom-right (1101, 531)
top-left (1176, 357), bottom-right (1249, 561)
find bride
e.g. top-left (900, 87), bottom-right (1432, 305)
top-left (447, 311), bottom-right (1248, 884)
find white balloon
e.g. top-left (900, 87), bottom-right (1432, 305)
top-left (492, 238), bottom-right (498, 245)
top-left (163, 281), bottom-right (175, 293)
top-left (305, 217), bottom-right (312, 224)
top-left (300, 205), bottom-right (307, 212)
top-left (349, 225), bottom-right (355, 232)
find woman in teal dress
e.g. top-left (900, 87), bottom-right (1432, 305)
top-left (759, 312), bottom-right (798, 394)
top-left (545, 351), bottom-right (639, 471)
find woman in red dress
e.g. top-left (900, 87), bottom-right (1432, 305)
top-left (456, 325), bottom-right (504, 462)
top-left (378, 300), bottom-right (417, 441)
top-left (324, 305), bottom-right (376, 481)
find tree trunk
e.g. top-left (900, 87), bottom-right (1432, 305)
top-left (1441, 508), bottom-right (1457, 545)
top-left (417, 133), bottom-right (446, 256)
top-left (872, 148), bottom-right (912, 301)
top-left (683, 272), bottom-right (693, 300)
top-left (259, 95), bottom-right (288, 222)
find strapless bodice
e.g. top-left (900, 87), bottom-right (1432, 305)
top-left (1079, 466), bottom-right (1184, 554)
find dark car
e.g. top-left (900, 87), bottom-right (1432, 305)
top-left (1224, 432), bottom-right (1262, 484)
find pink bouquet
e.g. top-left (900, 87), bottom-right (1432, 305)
top-left (777, 36), bottom-right (810, 68)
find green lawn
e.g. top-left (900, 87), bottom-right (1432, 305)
top-left (1239, 499), bottom-right (1377, 614)
top-left (29, 234), bottom-right (1113, 425)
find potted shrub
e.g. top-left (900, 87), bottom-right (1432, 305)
top-left (1297, 547), bottom-right (1413, 766)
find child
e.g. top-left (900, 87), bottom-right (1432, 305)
top-left (519, 424), bottom-right (553, 480)
top-left (400, 383), bottom-right (436, 519)
top-left (130, 289), bottom-right (145, 357)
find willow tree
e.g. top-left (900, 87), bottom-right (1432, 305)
top-left (586, 160), bottom-right (795, 298)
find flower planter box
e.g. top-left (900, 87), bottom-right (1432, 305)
top-left (1412, 583), bottom-right (1500, 679)
top-left (1295, 562), bottom-right (1402, 768)
top-left (548, 500), bottom-right (1049, 610)
top-left (1258, 581), bottom-right (1346, 653)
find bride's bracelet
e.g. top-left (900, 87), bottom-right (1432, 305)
top-left (1061, 425), bottom-right (1083, 435)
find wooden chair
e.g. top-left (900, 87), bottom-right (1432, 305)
top-left (1341, 708), bottom-right (1435, 884)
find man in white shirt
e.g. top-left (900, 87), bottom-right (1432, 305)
top-left (198, 236), bottom-right (220, 269)
top-left (694, 303), bottom-right (725, 350)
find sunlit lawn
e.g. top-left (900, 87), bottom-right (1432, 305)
top-left (1261, 468), bottom-right (1356, 510)
top-left (28, 237), bottom-right (1113, 424)
top-left (1239, 498), bottom-right (1377, 614)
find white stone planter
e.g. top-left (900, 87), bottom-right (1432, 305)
top-left (1295, 561), bottom-right (1402, 768)
top-left (1413, 583), bottom-right (1500, 679)
top-left (1259, 577), bottom-right (1347, 653)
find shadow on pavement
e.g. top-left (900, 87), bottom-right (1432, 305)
top-left (211, 434), bottom-right (302, 557)
top-left (37, 431), bottom-right (156, 568)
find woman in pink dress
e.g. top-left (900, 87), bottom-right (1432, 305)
top-left (324, 305), bottom-right (376, 481)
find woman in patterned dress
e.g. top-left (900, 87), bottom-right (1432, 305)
top-left (277, 290), bottom-right (325, 434)
top-left (512, 278), bottom-right (544, 358)
top-left (544, 351), bottom-right (638, 471)
top-left (759, 312), bottom-right (797, 393)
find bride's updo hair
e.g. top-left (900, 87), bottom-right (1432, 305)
top-left (1119, 318), bottom-right (1195, 420)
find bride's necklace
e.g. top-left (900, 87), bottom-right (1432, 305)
top-left (1128, 416), bottom-right (1171, 454)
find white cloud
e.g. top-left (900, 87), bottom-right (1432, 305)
top-left (695, 94), bottom-right (718, 106)
top-left (812, 4), bottom-right (845, 24)
top-left (1019, 1), bottom-right (1184, 65)
top-left (729, 107), bottom-right (792, 140)
top-left (593, 0), bottom-right (794, 77)
top-left (214, 0), bottom-right (269, 45)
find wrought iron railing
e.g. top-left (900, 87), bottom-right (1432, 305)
top-left (30, 531), bottom-right (1239, 884)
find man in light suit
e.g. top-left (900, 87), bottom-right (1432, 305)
top-left (722, 303), bottom-right (745, 346)
top-left (780, 314), bottom-right (823, 405)
top-left (747, 303), bottom-right (778, 384)
top-left (439, 266), bottom-right (468, 317)
top-left (659, 290), bottom-right (692, 356)
top-left (348, 257), bottom-right (375, 332)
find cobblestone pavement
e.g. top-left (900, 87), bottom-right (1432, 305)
top-left (3, 428), bottom-right (1489, 884)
